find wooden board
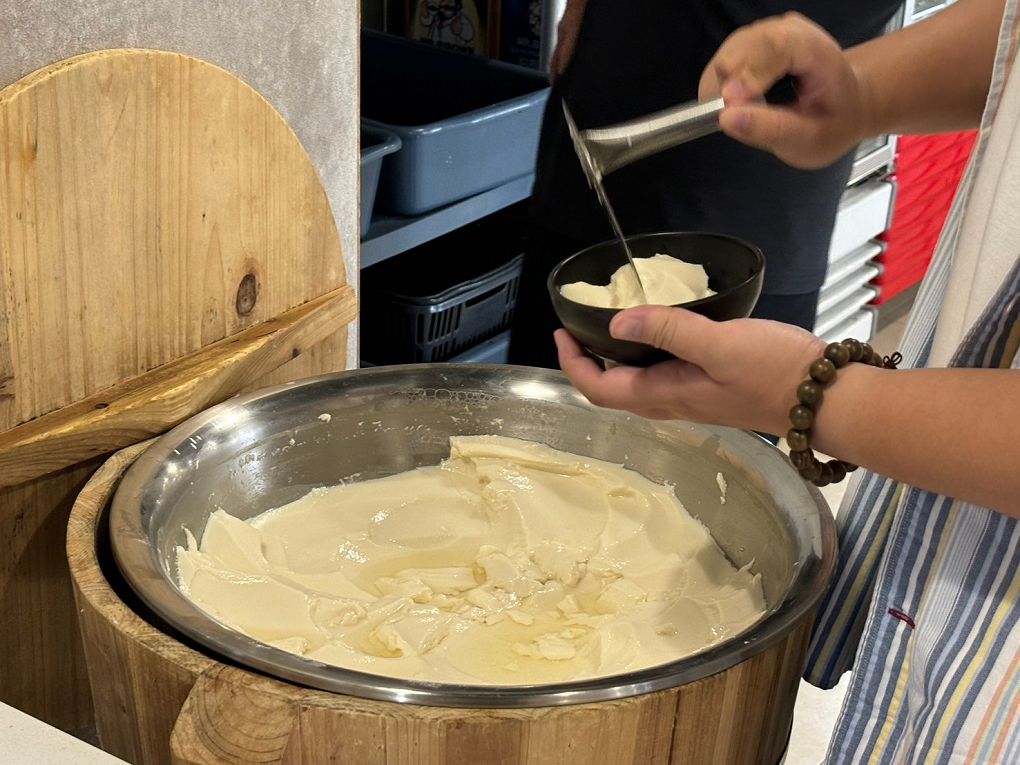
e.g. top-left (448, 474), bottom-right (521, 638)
top-left (0, 285), bottom-right (355, 490)
top-left (0, 48), bottom-right (348, 432)
top-left (68, 445), bottom-right (812, 765)
top-left (0, 49), bottom-right (354, 731)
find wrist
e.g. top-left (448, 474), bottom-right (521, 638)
top-left (808, 363), bottom-right (879, 459)
top-left (768, 339), bottom-right (826, 437)
top-left (786, 340), bottom-right (899, 486)
top-left (846, 48), bottom-right (882, 145)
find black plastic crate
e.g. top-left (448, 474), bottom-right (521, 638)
top-left (360, 209), bottom-right (525, 363)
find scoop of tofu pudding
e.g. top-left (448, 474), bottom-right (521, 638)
top-left (559, 254), bottom-right (715, 309)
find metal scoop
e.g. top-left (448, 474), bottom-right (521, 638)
top-left (563, 102), bottom-right (648, 301)
top-left (566, 77), bottom-right (797, 179)
top-left (575, 97), bottom-right (727, 178)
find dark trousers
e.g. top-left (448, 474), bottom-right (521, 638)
top-left (508, 223), bottom-right (821, 369)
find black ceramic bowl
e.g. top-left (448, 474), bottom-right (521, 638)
top-left (548, 232), bottom-right (765, 366)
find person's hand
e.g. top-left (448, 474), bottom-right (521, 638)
top-left (554, 306), bottom-right (825, 436)
top-left (549, 0), bottom-right (588, 85)
top-left (698, 12), bottom-right (873, 169)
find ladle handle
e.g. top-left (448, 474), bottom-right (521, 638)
top-left (582, 76), bottom-right (798, 176)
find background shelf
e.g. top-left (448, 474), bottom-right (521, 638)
top-left (361, 174), bottom-right (535, 268)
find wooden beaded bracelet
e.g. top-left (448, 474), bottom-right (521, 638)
top-left (788, 338), bottom-right (902, 487)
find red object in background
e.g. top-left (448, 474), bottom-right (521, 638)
top-left (873, 130), bottom-right (977, 304)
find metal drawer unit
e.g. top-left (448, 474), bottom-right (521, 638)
top-left (816, 180), bottom-right (895, 342)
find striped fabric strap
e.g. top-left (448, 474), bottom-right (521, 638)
top-left (828, 252), bottom-right (1020, 765)
top-left (803, 0), bottom-right (1020, 689)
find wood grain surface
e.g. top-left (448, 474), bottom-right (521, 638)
top-left (0, 285), bottom-right (355, 490)
top-left (0, 48), bottom-right (348, 432)
top-left (1, 48), bottom-right (353, 731)
top-left (69, 445), bottom-right (812, 765)
top-left (2, 461), bottom-right (101, 730)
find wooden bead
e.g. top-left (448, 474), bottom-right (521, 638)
top-left (810, 358), bottom-right (837, 385)
top-left (824, 342), bottom-right (850, 368)
top-left (799, 460), bottom-right (822, 482)
top-left (797, 380), bottom-right (824, 407)
top-left (860, 343), bottom-right (877, 366)
top-left (813, 462), bottom-right (834, 487)
top-left (789, 449), bottom-right (814, 469)
top-left (787, 429), bottom-right (810, 452)
top-left (789, 338), bottom-right (898, 489)
top-left (789, 404), bottom-right (814, 431)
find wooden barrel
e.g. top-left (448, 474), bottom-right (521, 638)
top-left (68, 442), bottom-right (813, 765)
top-left (0, 49), bottom-right (356, 731)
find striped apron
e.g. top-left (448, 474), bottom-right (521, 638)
top-left (804, 3), bottom-right (1020, 763)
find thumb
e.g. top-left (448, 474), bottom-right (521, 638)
top-left (718, 103), bottom-right (829, 169)
top-left (718, 102), bottom-right (797, 148)
top-left (609, 306), bottom-right (720, 364)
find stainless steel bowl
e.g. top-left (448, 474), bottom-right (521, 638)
top-left (109, 364), bottom-right (835, 708)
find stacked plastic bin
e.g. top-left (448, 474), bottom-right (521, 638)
top-left (360, 205), bottom-right (526, 366)
top-left (873, 130), bottom-right (977, 303)
top-left (358, 31), bottom-right (551, 366)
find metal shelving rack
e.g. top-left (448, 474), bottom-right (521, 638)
top-left (357, 8), bottom-right (551, 365)
top-left (360, 174), bottom-right (534, 268)
top-left (358, 1), bottom-right (568, 269)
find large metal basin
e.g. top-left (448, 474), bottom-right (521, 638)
top-left (109, 364), bottom-right (835, 707)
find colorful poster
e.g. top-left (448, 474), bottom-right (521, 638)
top-left (408, 0), bottom-right (492, 56)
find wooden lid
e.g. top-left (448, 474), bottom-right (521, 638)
top-left (0, 49), bottom-right (346, 433)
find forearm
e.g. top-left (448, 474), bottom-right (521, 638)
top-left (810, 365), bottom-right (1020, 517)
top-left (548, 0), bottom-right (588, 82)
top-left (562, 0), bottom-right (588, 21)
top-left (849, 0), bottom-right (1003, 137)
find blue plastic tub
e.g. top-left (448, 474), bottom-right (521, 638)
top-left (362, 31), bottom-right (550, 216)
top-left (360, 125), bottom-right (402, 237)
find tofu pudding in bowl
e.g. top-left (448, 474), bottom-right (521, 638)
top-left (109, 364), bottom-right (833, 708)
top-left (559, 253), bottom-right (717, 310)
top-left (549, 231), bottom-right (765, 366)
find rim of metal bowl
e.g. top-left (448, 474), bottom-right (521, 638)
top-left (108, 364), bottom-right (835, 708)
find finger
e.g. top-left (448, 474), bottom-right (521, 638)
top-left (701, 22), bottom-right (791, 105)
top-left (718, 103), bottom-right (829, 168)
top-left (704, 13), bottom-right (831, 102)
top-left (554, 329), bottom-right (602, 384)
top-left (565, 356), bottom-right (710, 419)
top-left (698, 63), bottom-right (723, 101)
top-left (557, 326), bottom-right (720, 420)
top-left (555, 329), bottom-right (672, 412)
top-left (554, 328), bottom-right (585, 365)
top-left (609, 307), bottom-right (723, 367)
top-left (555, 330), bottom-right (641, 407)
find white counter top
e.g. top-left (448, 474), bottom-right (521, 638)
top-left (0, 703), bottom-right (125, 764)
